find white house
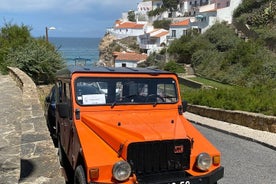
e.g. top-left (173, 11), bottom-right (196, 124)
top-left (113, 52), bottom-right (148, 68)
top-left (107, 20), bottom-right (146, 39)
top-left (138, 28), bottom-right (169, 54)
top-left (216, 0), bottom-right (243, 24)
top-left (193, 9), bottom-right (217, 33)
top-left (178, 0), bottom-right (210, 16)
top-left (197, 0), bottom-right (242, 26)
top-left (169, 18), bottom-right (191, 39)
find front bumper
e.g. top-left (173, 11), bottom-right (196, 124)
top-left (136, 167), bottom-right (224, 184)
top-left (90, 167), bottom-right (224, 184)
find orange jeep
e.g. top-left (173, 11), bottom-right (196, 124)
top-left (53, 66), bottom-right (224, 184)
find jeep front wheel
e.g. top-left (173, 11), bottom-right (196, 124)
top-left (74, 165), bottom-right (86, 184)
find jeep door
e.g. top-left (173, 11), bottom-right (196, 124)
top-left (57, 81), bottom-right (73, 155)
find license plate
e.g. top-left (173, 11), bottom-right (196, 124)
top-left (169, 181), bottom-right (191, 184)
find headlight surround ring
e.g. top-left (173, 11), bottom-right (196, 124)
top-left (196, 152), bottom-right (212, 171)
top-left (112, 161), bottom-right (131, 181)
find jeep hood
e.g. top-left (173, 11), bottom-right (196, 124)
top-left (81, 110), bottom-right (188, 158)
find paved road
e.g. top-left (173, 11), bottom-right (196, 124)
top-left (194, 124), bottom-right (276, 184)
top-left (0, 75), bottom-right (22, 184)
top-left (0, 74), bottom-right (64, 184)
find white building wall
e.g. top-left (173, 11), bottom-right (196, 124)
top-left (138, 1), bottom-right (153, 13)
top-left (169, 24), bottom-right (190, 39)
top-left (201, 16), bottom-right (217, 33)
top-left (199, 4), bottom-right (216, 12)
top-left (216, 0), bottom-right (242, 24)
top-left (115, 61), bottom-right (137, 68)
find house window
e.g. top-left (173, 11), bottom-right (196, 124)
top-left (122, 63), bottom-right (126, 67)
top-left (226, 1), bottom-right (230, 7)
top-left (183, 29), bottom-right (187, 36)
top-left (172, 30), bottom-right (176, 38)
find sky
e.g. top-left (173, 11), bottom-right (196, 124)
top-left (0, 0), bottom-right (139, 38)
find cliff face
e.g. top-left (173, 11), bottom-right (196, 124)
top-left (98, 33), bottom-right (117, 67)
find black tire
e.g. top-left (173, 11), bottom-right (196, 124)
top-left (74, 165), bottom-right (87, 184)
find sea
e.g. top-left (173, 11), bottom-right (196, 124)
top-left (49, 37), bottom-right (101, 66)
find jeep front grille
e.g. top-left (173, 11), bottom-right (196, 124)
top-left (127, 139), bottom-right (191, 176)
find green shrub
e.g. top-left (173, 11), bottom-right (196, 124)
top-left (164, 60), bottom-right (185, 73)
top-left (153, 20), bottom-right (172, 30)
top-left (5, 38), bottom-right (65, 84)
top-left (181, 85), bottom-right (276, 116)
top-left (0, 22), bottom-right (64, 84)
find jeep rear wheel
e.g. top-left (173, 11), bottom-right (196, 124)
top-left (74, 165), bottom-right (86, 184)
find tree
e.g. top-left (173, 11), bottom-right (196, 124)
top-left (167, 31), bottom-right (204, 63)
top-left (153, 20), bottom-right (171, 30)
top-left (5, 38), bottom-right (64, 84)
top-left (128, 10), bottom-right (136, 22)
top-left (0, 22), bottom-right (32, 73)
top-left (0, 22), bottom-right (64, 84)
top-left (162, 0), bottom-right (179, 11)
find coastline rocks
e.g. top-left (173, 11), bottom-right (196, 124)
top-left (98, 33), bottom-right (117, 67)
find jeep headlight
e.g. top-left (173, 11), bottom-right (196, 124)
top-left (196, 152), bottom-right (212, 171)
top-left (112, 161), bottom-right (131, 181)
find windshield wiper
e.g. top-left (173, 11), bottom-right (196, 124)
top-left (152, 101), bottom-right (158, 107)
top-left (111, 101), bottom-right (117, 108)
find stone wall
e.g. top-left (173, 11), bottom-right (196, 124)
top-left (187, 104), bottom-right (276, 133)
top-left (7, 67), bottom-right (63, 183)
top-left (8, 67), bottom-right (40, 107)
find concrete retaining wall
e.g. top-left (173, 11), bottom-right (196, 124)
top-left (187, 104), bottom-right (276, 133)
top-left (178, 77), bottom-right (203, 88)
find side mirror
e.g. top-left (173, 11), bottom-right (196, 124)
top-left (57, 103), bottom-right (69, 118)
top-left (178, 100), bottom-right (188, 115)
top-left (182, 100), bottom-right (188, 112)
top-left (45, 96), bottom-right (51, 103)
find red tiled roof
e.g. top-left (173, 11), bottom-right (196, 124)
top-left (152, 30), bottom-right (169, 38)
top-left (147, 29), bottom-right (169, 38)
top-left (113, 52), bottom-right (148, 62)
top-left (115, 21), bottom-right (145, 29)
top-left (170, 19), bottom-right (190, 26)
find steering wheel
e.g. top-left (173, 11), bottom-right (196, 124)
top-left (145, 94), bottom-right (165, 102)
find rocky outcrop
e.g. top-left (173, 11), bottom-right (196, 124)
top-left (98, 34), bottom-right (140, 67)
top-left (98, 33), bottom-right (117, 67)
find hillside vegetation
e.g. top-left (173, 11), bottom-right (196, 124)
top-left (167, 0), bottom-right (276, 115)
top-left (0, 22), bottom-right (64, 84)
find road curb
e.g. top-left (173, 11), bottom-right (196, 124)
top-left (184, 112), bottom-right (276, 151)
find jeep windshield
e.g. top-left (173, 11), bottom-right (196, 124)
top-left (75, 77), bottom-right (178, 106)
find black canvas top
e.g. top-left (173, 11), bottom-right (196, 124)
top-left (56, 66), bottom-right (174, 79)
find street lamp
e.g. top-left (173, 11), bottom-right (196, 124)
top-left (45, 26), bottom-right (56, 42)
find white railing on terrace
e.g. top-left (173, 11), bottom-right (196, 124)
top-left (139, 44), bottom-right (158, 50)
